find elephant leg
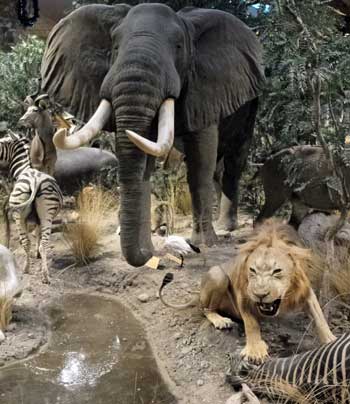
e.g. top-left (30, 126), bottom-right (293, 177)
top-left (216, 100), bottom-right (258, 231)
top-left (255, 190), bottom-right (287, 225)
top-left (212, 157), bottom-right (224, 220)
top-left (289, 198), bottom-right (311, 229)
top-left (184, 125), bottom-right (218, 246)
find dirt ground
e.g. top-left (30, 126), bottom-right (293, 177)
top-left (1, 209), bottom-right (349, 404)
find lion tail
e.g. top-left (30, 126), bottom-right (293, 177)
top-left (159, 272), bottom-right (199, 310)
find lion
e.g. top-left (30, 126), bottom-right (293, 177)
top-left (159, 219), bottom-right (335, 364)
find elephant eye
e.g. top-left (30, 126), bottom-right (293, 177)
top-left (249, 267), bottom-right (256, 275)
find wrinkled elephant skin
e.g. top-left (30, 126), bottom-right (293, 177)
top-left (41, 3), bottom-right (265, 266)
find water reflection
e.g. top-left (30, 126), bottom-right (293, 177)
top-left (0, 294), bottom-right (176, 404)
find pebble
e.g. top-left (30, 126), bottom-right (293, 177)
top-left (137, 293), bottom-right (149, 303)
top-left (7, 323), bottom-right (17, 332)
top-left (174, 332), bottom-right (182, 340)
top-left (200, 361), bottom-right (209, 369)
top-left (181, 346), bottom-right (192, 356)
top-left (197, 379), bottom-right (204, 386)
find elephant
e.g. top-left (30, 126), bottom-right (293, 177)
top-left (256, 145), bottom-right (350, 226)
top-left (40, 3), bottom-right (265, 267)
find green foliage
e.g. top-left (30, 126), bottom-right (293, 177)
top-left (0, 35), bottom-right (45, 126)
top-left (72, 0), bottom-right (255, 19)
top-left (255, 0), bottom-right (350, 153)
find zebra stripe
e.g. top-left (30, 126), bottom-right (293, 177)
top-left (0, 134), bottom-right (30, 179)
top-left (0, 134), bottom-right (63, 283)
top-left (229, 333), bottom-right (350, 403)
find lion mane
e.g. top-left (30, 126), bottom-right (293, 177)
top-left (233, 218), bottom-right (320, 313)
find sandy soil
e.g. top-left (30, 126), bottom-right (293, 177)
top-left (1, 210), bottom-right (349, 404)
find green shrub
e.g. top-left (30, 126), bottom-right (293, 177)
top-left (0, 35), bottom-right (45, 126)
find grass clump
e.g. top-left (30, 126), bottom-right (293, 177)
top-left (63, 186), bottom-right (116, 265)
top-left (0, 296), bottom-right (13, 332)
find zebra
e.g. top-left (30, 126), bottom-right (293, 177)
top-left (227, 333), bottom-right (350, 403)
top-left (0, 132), bottom-right (63, 283)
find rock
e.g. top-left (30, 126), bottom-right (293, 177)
top-left (180, 346), bottom-right (192, 356)
top-left (197, 379), bottom-right (204, 386)
top-left (174, 332), bottom-right (182, 340)
top-left (0, 122), bottom-right (7, 132)
top-left (0, 330), bottom-right (5, 342)
top-left (200, 361), bottom-right (209, 369)
top-left (137, 293), bottom-right (150, 303)
top-left (7, 323), bottom-right (17, 332)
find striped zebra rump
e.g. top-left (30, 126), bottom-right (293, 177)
top-left (227, 333), bottom-right (350, 403)
top-left (9, 168), bottom-right (63, 219)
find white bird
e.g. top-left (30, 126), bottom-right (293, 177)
top-left (116, 224), bottom-right (200, 267)
top-left (156, 234), bottom-right (201, 267)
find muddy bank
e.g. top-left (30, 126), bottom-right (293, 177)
top-left (0, 216), bottom-right (348, 403)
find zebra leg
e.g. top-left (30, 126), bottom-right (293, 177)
top-left (35, 179), bottom-right (62, 284)
top-left (306, 288), bottom-right (336, 344)
top-left (37, 219), bottom-right (53, 284)
top-left (13, 212), bottom-right (32, 274)
top-left (35, 225), bottom-right (41, 259)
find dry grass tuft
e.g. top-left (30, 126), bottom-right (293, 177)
top-left (305, 248), bottom-right (350, 303)
top-left (0, 296), bottom-right (13, 331)
top-left (330, 265), bottom-right (350, 301)
top-left (63, 186), bottom-right (116, 265)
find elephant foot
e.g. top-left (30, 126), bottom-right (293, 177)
top-left (216, 194), bottom-right (238, 231)
top-left (191, 225), bottom-right (218, 246)
top-left (215, 216), bottom-right (238, 232)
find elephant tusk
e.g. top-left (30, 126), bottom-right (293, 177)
top-left (53, 99), bottom-right (112, 149)
top-left (125, 98), bottom-right (174, 157)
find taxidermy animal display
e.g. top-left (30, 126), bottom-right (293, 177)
top-left (41, 3), bottom-right (265, 266)
top-left (159, 219), bottom-right (335, 364)
top-left (256, 145), bottom-right (350, 226)
top-left (18, 94), bottom-right (118, 194)
top-left (153, 233), bottom-right (200, 267)
top-left (0, 244), bottom-right (22, 341)
top-left (1, 134), bottom-right (63, 284)
top-left (227, 333), bottom-right (350, 404)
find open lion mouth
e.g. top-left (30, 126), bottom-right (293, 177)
top-left (257, 299), bottom-right (281, 316)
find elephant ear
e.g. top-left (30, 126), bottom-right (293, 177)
top-left (178, 8), bottom-right (265, 132)
top-left (41, 4), bottom-right (131, 124)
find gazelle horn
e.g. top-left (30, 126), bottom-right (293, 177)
top-left (53, 99), bottom-right (112, 149)
top-left (125, 98), bottom-right (174, 157)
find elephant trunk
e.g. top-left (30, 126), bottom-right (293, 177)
top-left (116, 115), bottom-right (155, 266)
top-left (114, 76), bottom-right (161, 266)
top-left (118, 180), bottom-right (153, 267)
top-left (106, 36), bottom-right (178, 266)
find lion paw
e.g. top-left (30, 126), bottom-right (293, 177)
top-left (205, 312), bottom-right (234, 329)
top-left (240, 340), bottom-right (269, 364)
top-left (214, 316), bottom-right (234, 329)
